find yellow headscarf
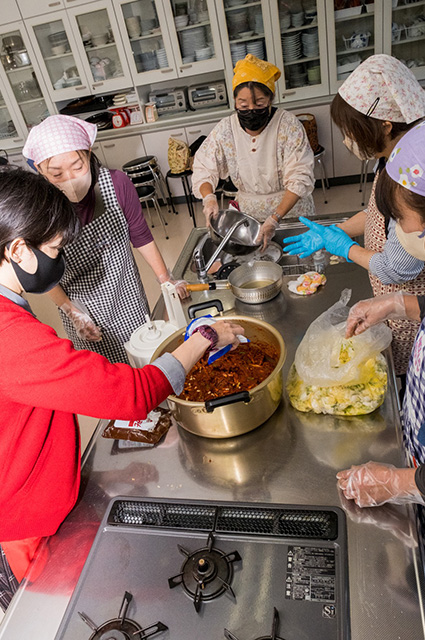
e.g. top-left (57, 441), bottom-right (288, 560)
top-left (232, 54), bottom-right (281, 95)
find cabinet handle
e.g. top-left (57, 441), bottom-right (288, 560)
top-left (180, 64), bottom-right (192, 70)
top-left (92, 82), bottom-right (104, 88)
top-left (171, 133), bottom-right (183, 137)
top-left (103, 144), bottom-right (115, 148)
top-left (188, 129), bottom-right (201, 134)
top-left (281, 90), bottom-right (296, 98)
top-left (12, 138), bottom-right (23, 142)
top-left (66, 0), bottom-right (78, 2)
top-left (161, 68), bottom-right (173, 73)
top-left (75, 85), bottom-right (87, 91)
top-left (48, 1), bottom-right (61, 6)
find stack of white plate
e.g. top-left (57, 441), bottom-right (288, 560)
top-left (230, 42), bottom-right (247, 66)
top-left (174, 15), bottom-right (189, 28)
top-left (280, 12), bottom-right (291, 31)
top-left (180, 26), bottom-right (206, 57)
top-left (302, 28), bottom-right (319, 58)
top-left (290, 11), bottom-right (305, 27)
top-left (227, 9), bottom-right (249, 37)
top-left (156, 48), bottom-right (168, 68)
top-left (246, 39), bottom-right (265, 59)
top-left (195, 46), bottom-right (212, 61)
top-left (307, 64), bottom-right (321, 85)
top-left (113, 93), bottom-right (127, 106)
top-left (281, 32), bottom-right (302, 62)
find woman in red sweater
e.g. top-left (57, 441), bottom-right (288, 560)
top-left (0, 168), bottom-right (243, 611)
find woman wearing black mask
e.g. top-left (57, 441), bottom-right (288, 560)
top-left (192, 54), bottom-right (315, 250)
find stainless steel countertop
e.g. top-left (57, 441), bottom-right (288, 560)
top-left (1, 228), bottom-right (425, 640)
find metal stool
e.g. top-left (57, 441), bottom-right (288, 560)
top-left (359, 158), bottom-right (373, 207)
top-left (166, 169), bottom-right (196, 227)
top-left (314, 145), bottom-right (329, 204)
top-left (136, 184), bottom-right (169, 239)
top-left (220, 178), bottom-right (238, 209)
top-left (122, 156), bottom-right (176, 214)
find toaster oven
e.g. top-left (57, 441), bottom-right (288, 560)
top-left (148, 88), bottom-right (187, 114)
top-left (188, 82), bottom-right (227, 110)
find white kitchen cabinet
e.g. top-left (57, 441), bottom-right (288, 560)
top-left (113, 0), bottom-right (179, 85)
top-left (7, 149), bottom-right (31, 170)
top-left (383, 0), bottom-right (425, 82)
top-left (100, 133), bottom-right (146, 170)
top-left (185, 120), bottom-right (217, 145)
top-left (2, 0), bottom-right (21, 24)
top-left (25, 11), bottom-right (92, 101)
top-left (270, 0), bottom-right (330, 103)
top-left (0, 84), bottom-right (28, 150)
top-left (163, 0), bottom-right (225, 78)
top-left (142, 126), bottom-right (188, 196)
top-left (331, 117), bottom-right (364, 179)
top-left (66, 0), bottom-right (133, 95)
top-left (16, 0), bottom-right (65, 20)
top-left (326, 0), bottom-right (383, 94)
top-left (62, 0), bottom-right (98, 6)
top-left (0, 22), bottom-right (54, 138)
top-left (91, 141), bottom-right (107, 166)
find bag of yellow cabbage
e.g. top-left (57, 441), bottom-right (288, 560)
top-left (287, 289), bottom-right (392, 416)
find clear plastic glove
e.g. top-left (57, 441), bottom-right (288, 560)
top-left (210, 319), bottom-right (245, 351)
top-left (345, 291), bottom-right (407, 338)
top-left (297, 216), bottom-right (358, 261)
top-left (283, 228), bottom-right (325, 258)
top-left (157, 271), bottom-right (190, 299)
top-left (256, 215), bottom-right (279, 252)
top-left (336, 461), bottom-right (424, 508)
top-left (202, 193), bottom-right (219, 227)
top-left (60, 301), bottom-right (102, 342)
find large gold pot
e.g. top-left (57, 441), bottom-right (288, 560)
top-left (151, 315), bottom-right (286, 438)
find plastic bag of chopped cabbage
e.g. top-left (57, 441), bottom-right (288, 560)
top-left (294, 289), bottom-right (392, 388)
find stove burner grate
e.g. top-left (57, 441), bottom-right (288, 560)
top-left (224, 607), bottom-right (285, 640)
top-left (168, 532), bottom-right (241, 612)
top-left (78, 591), bottom-right (168, 640)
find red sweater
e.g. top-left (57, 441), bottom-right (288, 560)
top-left (0, 296), bottom-right (172, 541)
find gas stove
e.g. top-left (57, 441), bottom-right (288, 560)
top-left (55, 498), bottom-right (350, 640)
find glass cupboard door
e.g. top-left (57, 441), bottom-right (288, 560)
top-left (0, 85), bottom-right (26, 149)
top-left (383, 0), bottom-right (425, 82)
top-left (114, 0), bottom-right (178, 83)
top-left (26, 12), bottom-right (91, 101)
top-left (164, 0), bottom-right (224, 76)
top-left (0, 23), bottom-right (52, 133)
top-left (67, 0), bottom-right (133, 94)
top-left (269, 0), bottom-right (329, 102)
top-left (327, 0), bottom-right (383, 93)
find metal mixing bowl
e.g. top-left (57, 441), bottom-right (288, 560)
top-left (209, 209), bottom-right (261, 256)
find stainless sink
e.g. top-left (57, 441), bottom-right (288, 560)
top-left (186, 216), bottom-right (356, 281)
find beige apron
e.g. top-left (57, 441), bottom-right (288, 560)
top-left (364, 171), bottom-right (425, 375)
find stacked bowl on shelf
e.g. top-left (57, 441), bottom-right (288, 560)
top-left (156, 48), bottom-right (168, 68)
top-left (302, 28), bottom-right (319, 57)
top-left (227, 8), bottom-right (249, 38)
top-left (247, 39), bottom-right (265, 59)
top-left (180, 25), bottom-right (207, 57)
top-left (231, 42), bottom-right (247, 66)
top-left (48, 31), bottom-right (69, 56)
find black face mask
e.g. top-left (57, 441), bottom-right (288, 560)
top-left (237, 107), bottom-right (270, 132)
top-left (10, 245), bottom-right (66, 294)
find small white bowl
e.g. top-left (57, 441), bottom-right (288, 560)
top-left (91, 34), bottom-right (108, 46)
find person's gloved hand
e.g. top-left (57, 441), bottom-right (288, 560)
top-left (283, 228), bottom-right (325, 258)
top-left (202, 193), bottom-right (219, 227)
top-left (296, 216), bottom-right (358, 261)
top-left (345, 291), bottom-right (407, 338)
top-left (157, 271), bottom-right (190, 299)
top-left (60, 301), bottom-right (102, 342)
top-left (336, 461), bottom-right (424, 508)
top-left (256, 215), bottom-right (279, 252)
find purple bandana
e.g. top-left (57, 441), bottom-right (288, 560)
top-left (386, 121), bottom-right (425, 196)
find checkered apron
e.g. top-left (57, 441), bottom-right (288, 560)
top-left (59, 167), bottom-right (149, 364)
top-left (402, 319), bottom-right (425, 466)
top-left (364, 170), bottom-right (425, 375)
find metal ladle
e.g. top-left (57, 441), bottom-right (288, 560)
top-left (194, 218), bottom-right (249, 283)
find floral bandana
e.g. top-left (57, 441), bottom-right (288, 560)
top-left (338, 54), bottom-right (425, 124)
top-left (22, 114), bottom-right (97, 165)
top-left (386, 121), bottom-right (425, 196)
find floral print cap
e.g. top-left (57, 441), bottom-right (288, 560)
top-left (338, 54), bottom-right (425, 124)
top-left (386, 121), bottom-right (425, 196)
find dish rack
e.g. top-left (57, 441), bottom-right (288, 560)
top-left (342, 33), bottom-right (371, 50)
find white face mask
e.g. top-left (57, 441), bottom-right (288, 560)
top-left (57, 169), bottom-right (92, 203)
top-left (395, 222), bottom-right (425, 261)
top-left (343, 135), bottom-right (367, 161)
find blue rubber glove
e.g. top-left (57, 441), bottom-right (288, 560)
top-left (297, 216), bottom-right (358, 262)
top-left (283, 228), bottom-right (325, 258)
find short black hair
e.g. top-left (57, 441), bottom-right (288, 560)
top-left (0, 167), bottom-right (80, 262)
top-left (233, 81), bottom-right (274, 102)
top-left (375, 167), bottom-right (425, 223)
